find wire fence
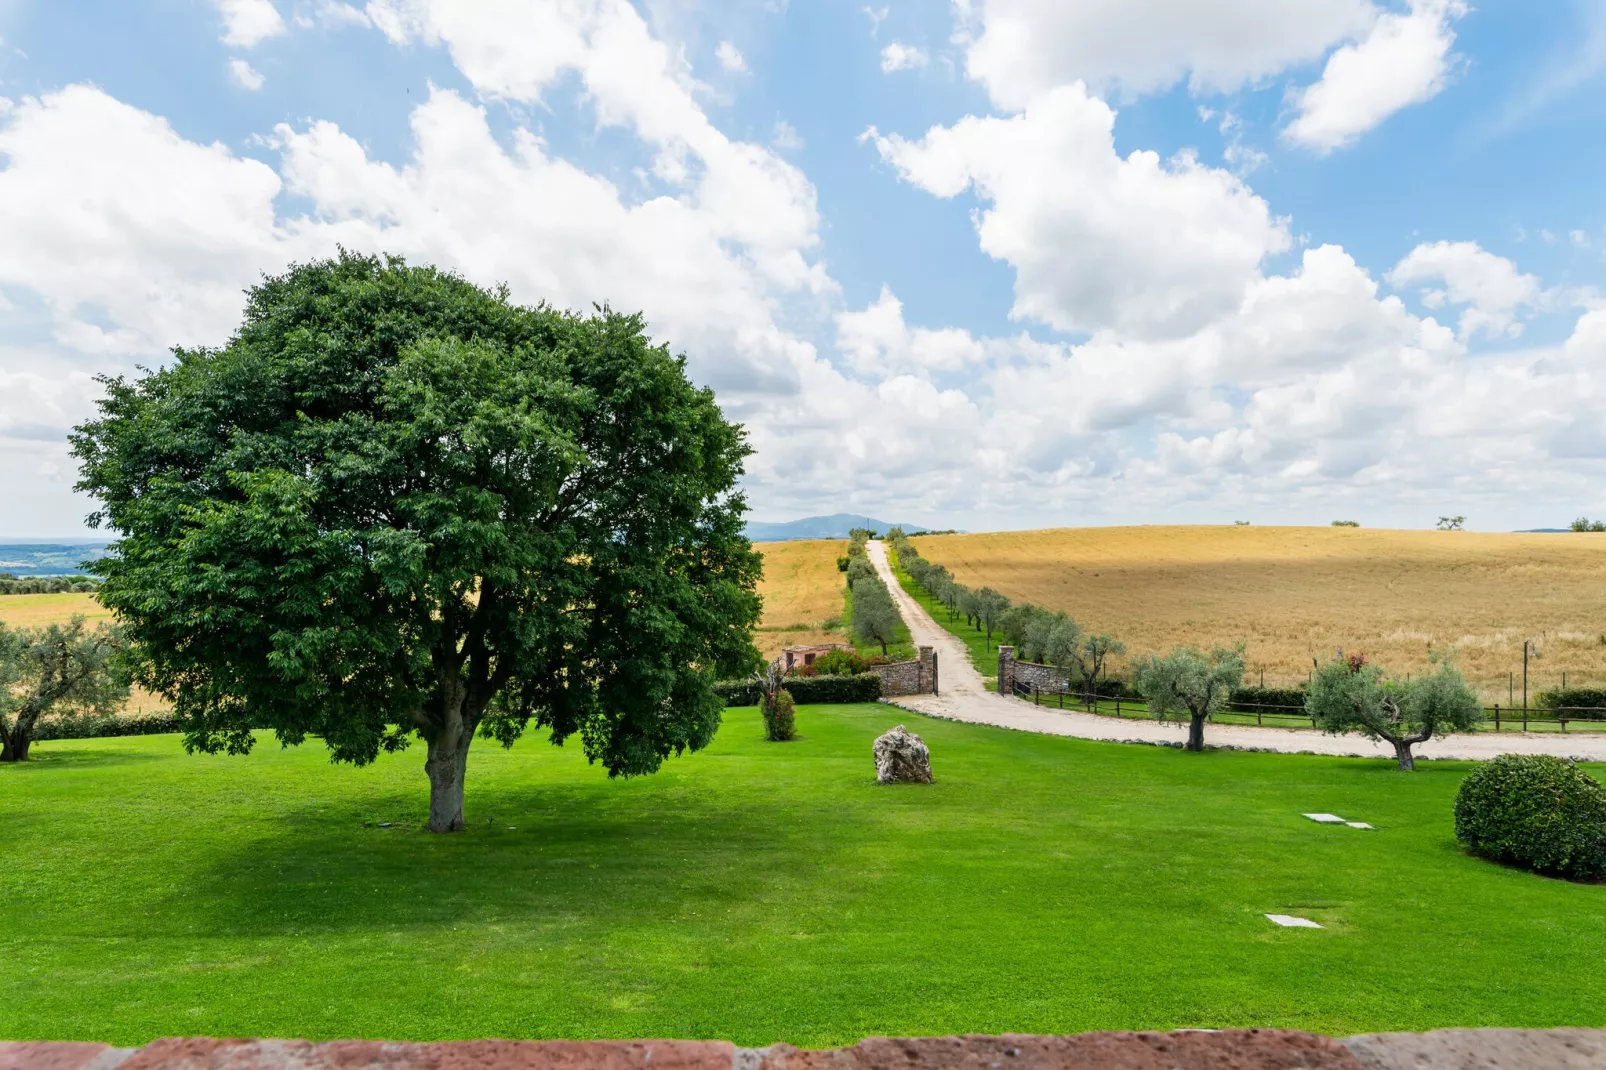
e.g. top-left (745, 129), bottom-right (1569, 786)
top-left (1009, 679), bottom-right (1606, 734)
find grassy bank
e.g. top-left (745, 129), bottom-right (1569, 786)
top-left (4, 706), bottom-right (1604, 1046)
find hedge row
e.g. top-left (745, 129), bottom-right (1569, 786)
top-left (715, 673), bottom-right (883, 707)
top-left (1536, 688), bottom-right (1606, 716)
top-left (31, 710), bottom-right (184, 741)
top-left (1227, 685), bottom-right (1308, 709)
top-left (0, 575), bottom-right (100, 595)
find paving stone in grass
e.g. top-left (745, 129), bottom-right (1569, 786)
top-left (1303, 813), bottom-right (1346, 824)
top-left (1266, 914), bottom-right (1324, 928)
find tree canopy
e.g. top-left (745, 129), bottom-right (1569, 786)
top-left (1133, 645), bottom-right (1244, 751)
top-left (71, 253), bottom-right (762, 830)
top-left (1306, 653), bottom-right (1480, 770)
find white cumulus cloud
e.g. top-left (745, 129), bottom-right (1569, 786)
top-left (715, 40), bottom-right (746, 72)
top-left (1388, 240), bottom-right (1542, 339)
top-left (867, 84), bottom-right (1290, 340)
top-left (228, 58), bottom-right (266, 90)
top-left (880, 42), bottom-right (928, 72)
top-left (208, 0), bottom-right (287, 48)
top-left (956, 0), bottom-right (1376, 109)
top-left (1284, 0), bottom-right (1466, 152)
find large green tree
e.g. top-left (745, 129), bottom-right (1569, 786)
top-left (71, 254), bottom-right (763, 831)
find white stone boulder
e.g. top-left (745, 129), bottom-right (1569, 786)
top-left (874, 725), bottom-right (933, 784)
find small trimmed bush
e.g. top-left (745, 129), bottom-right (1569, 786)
top-left (809, 649), bottom-right (870, 677)
top-left (1454, 755), bottom-right (1606, 879)
top-left (762, 688), bottom-right (796, 741)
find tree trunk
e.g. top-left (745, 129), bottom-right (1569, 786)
top-left (1186, 712), bottom-right (1207, 752)
top-left (1392, 739), bottom-right (1416, 772)
top-left (425, 723), bottom-right (474, 832)
top-left (0, 707), bottom-right (40, 763)
top-left (879, 638), bottom-right (888, 655)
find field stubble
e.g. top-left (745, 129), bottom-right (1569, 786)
top-left (753, 539), bottom-right (848, 658)
top-left (912, 525), bottom-right (1606, 702)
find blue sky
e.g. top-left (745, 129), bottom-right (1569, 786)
top-left (2, 0), bottom-right (1605, 536)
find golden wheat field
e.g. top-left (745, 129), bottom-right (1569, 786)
top-left (0, 592), bottom-right (112, 629)
top-left (910, 525), bottom-right (1606, 701)
top-left (753, 538), bottom-right (848, 658)
top-left (2, 548), bottom-right (853, 666)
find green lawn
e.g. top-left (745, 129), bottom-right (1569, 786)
top-left (3, 706), bottom-right (1604, 1047)
top-left (887, 546), bottom-right (998, 679)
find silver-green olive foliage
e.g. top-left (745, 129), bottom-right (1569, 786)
top-left (0, 616), bottom-right (130, 762)
top-left (71, 253), bottom-right (763, 831)
top-left (1134, 645), bottom-right (1245, 752)
top-left (1306, 655), bottom-right (1480, 770)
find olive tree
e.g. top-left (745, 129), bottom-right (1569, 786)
top-left (1306, 654), bottom-right (1480, 770)
top-left (71, 253), bottom-right (762, 832)
top-left (0, 617), bottom-right (129, 762)
top-left (1134, 645), bottom-right (1244, 751)
top-left (975, 587), bottom-right (1010, 644)
top-left (1070, 634), bottom-right (1126, 706)
top-left (851, 578), bottom-right (901, 655)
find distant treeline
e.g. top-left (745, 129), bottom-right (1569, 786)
top-left (0, 574), bottom-right (101, 595)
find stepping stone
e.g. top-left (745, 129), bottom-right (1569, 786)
top-left (1346, 821), bottom-right (1373, 829)
top-left (1265, 914), bottom-right (1324, 928)
top-left (1303, 813), bottom-right (1346, 824)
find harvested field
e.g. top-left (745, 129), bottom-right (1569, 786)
top-left (3, 549), bottom-right (855, 672)
top-left (0, 592), bottom-right (112, 628)
top-left (753, 538), bottom-right (848, 658)
top-left (911, 525), bottom-right (1606, 701)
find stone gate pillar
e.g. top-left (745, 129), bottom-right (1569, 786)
top-left (917, 646), bottom-right (935, 694)
top-left (997, 645), bottom-right (1015, 696)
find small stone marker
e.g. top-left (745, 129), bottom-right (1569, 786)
top-left (1303, 813), bottom-right (1346, 824)
top-left (1265, 914), bottom-right (1323, 928)
top-left (873, 725), bottom-right (933, 784)
top-left (1346, 821), bottom-right (1373, 829)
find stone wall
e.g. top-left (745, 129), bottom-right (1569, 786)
top-left (997, 646), bottom-right (1066, 697)
top-left (8, 1028), bottom-right (1604, 1069)
top-left (867, 646), bottom-right (938, 697)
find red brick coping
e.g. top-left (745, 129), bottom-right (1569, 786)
top-left (3, 1029), bottom-right (1604, 1070)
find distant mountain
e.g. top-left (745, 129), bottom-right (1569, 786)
top-left (0, 543), bottom-right (108, 577)
top-left (745, 513), bottom-right (936, 542)
top-left (1515, 528), bottom-right (1569, 533)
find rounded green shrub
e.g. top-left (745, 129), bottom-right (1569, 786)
top-left (762, 688), bottom-right (797, 742)
top-left (1454, 755), bottom-right (1606, 879)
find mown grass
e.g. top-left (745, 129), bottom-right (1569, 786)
top-left (3, 706), bottom-right (1604, 1047)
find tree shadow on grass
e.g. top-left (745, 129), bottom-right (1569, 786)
top-left (169, 773), bottom-right (879, 939)
top-left (0, 747), bottom-right (171, 772)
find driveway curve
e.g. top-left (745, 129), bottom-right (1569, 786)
top-left (865, 539), bottom-right (1606, 762)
